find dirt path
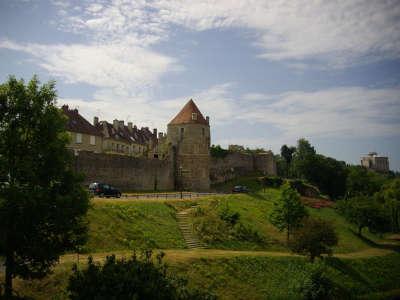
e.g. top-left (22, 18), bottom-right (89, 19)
top-left (60, 247), bottom-right (395, 266)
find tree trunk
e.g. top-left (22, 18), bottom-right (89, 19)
top-left (4, 252), bottom-right (14, 298)
top-left (287, 226), bottom-right (290, 244)
top-left (358, 225), bottom-right (362, 236)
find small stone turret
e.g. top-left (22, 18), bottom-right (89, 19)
top-left (167, 99), bottom-right (210, 191)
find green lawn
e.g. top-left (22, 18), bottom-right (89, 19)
top-left (86, 200), bottom-right (186, 252)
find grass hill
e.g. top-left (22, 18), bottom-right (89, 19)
top-left (5, 176), bottom-right (400, 299)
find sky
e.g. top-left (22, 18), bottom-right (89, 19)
top-left (1, 0), bottom-right (400, 170)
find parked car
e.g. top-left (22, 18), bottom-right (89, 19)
top-left (232, 185), bottom-right (249, 193)
top-left (89, 182), bottom-right (121, 198)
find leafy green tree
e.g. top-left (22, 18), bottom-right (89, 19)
top-left (346, 165), bottom-right (387, 197)
top-left (382, 178), bottom-right (400, 232)
top-left (290, 218), bottom-right (338, 262)
top-left (0, 76), bottom-right (89, 297)
top-left (68, 251), bottom-right (216, 300)
top-left (269, 183), bottom-right (308, 243)
top-left (337, 196), bottom-right (388, 236)
top-left (292, 139), bottom-right (347, 199)
top-left (280, 144), bottom-right (296, 177)
top-left (210, 144), bottom-right (229, 158)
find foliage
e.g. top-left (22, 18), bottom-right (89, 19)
top-left (289, 262), bottom-right (336, 300)
top-left (381, 178), bottom-right (400, 232)
top-left (280, 144), bottom-right (296, 177)
top-left (269, 183), bottom-right (308, 242)
top-left (288, 179), bottom-right (320, 198)
top-left (67, 250), bottom-right (216, 300)
top-left (193, 201), bottom-right (264, 247)
top-left (290, 217), bottom-right (338, 262)
top-left (274, 154), bottom-right (287, 177)
top-left (0, 76), bottom-right (89, 297)
top-left (336, 196), bottom-right (389, 235)
top-left (292, 139), bottom-right (347, 199)
top-left (346, 165), bottom-right (387, 197)
top-left (258, 176), bottom-right (284, 188)
top-left (210, 145), bottom-right (229, 158)
top-left (219, 204), bottom-right (240, 226)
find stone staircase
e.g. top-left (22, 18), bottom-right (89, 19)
top-left (176, 208), bottom-right (206, 249)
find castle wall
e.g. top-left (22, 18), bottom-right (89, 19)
top-left (210, 152), bottom-right (276, 184)
top-left (74, 151), bottom-right (174, 191)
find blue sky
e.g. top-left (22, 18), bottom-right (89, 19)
top-left (1, 0), bottom-right (400, 170)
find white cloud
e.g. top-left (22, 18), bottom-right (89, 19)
top-left (0, 39), bottom-right (179, 94)
top-left (238, 87), bottom-right (400, 139)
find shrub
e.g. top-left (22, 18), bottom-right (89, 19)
top-left (290, 217), bottom-right (338, 262)
top-left (258, 176), bottom-right (284, 188)
top-left (219, 205), bottom-right (240, 226)
top-left (68, 250), bottom-right (216, 300)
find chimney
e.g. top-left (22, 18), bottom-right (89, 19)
top-left (153, 128), bottom-right (157, 136)
top-left (113, 119), bottom-right (119, 129)
top-left (128, 122), bottom-right (133, 131)
top-left (119, 120), bottom-right (124, 128)
top-left (93, 116), bottom-right (99, 126)
top-left (206, 116), bottom-right (210, 124)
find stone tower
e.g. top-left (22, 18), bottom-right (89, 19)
top-left (167, 99), bottom-right (210, 191)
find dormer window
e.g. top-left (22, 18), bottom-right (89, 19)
top-left (191, 113), bottom-right (197, 120)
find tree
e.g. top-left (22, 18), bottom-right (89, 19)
top-left (382, 178), bottom-right (400, 232)
top-left (290, 218), bottom-right (338, 262)
top-left (346, 165), bottom-right (386, 197)
top-left (280, 144), bottom-right (296, 177)
top-left (68, 251), bottom-right (215, 300)
top-left (292, 139), bottom-right (348, 199)
top-left (337, 196), bottom-right (388, 236)
top-left (0, 76), bottom-right (89, 297)
top-left (269, 183), bottom-right (308, 243)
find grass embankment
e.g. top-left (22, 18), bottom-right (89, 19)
top-left (86, 200), bottom-right (186, 251)
top-left (12, 252), bottom-right (400, 300)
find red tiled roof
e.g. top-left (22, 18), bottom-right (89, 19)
top-left (62, 105), bottom-right (102, 136)
top-left (169, 99), bottom-right (208, 126)
top-left (97, 121), bottom-right (156, 146)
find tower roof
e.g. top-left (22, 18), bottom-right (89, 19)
top-left (169, 99), bottom-right (208, 126)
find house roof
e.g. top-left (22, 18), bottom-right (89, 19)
top-left (97, 121), bottom-right (156, 146)
top-left (169, 99), bottom-right (208, 126)
top-left (62, 105), bottom-right (102, 136)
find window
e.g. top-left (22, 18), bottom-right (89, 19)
top-left (180, 127), bottom-right (184, 139)
top-left (191, 113), bottom-right (197, 120)
top-left (202, 128), bottom-right (205, 136)
top-left (90, 135), bottom-right (96, 145)
top-left (76, 133), bottom-right (82, 144)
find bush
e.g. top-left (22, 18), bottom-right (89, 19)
top-left (210, 145), bottom-right (229, 158)
top-left (219, 205), bottom-right (240, 226)
top-left (290, 217), bottom-right (338, 262)
top-left (258, 176), bottom-right (284, 188)
top-left (68, 250), bottom-right (216, 300)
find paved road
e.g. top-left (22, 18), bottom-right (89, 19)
top-left (95, 192), bottom-right (225, 201)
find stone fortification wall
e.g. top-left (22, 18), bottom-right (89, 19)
top-left (210, 152), bottom-right (276, 184)
top-left (74, 151), bottom-right (174, 191)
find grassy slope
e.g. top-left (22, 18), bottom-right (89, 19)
top-left (86, 200), bottom-right (186, 251)
top-left (8, 176), bottom-right (400, 299)
top-left (12, 252), bottom-right (400, 300)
